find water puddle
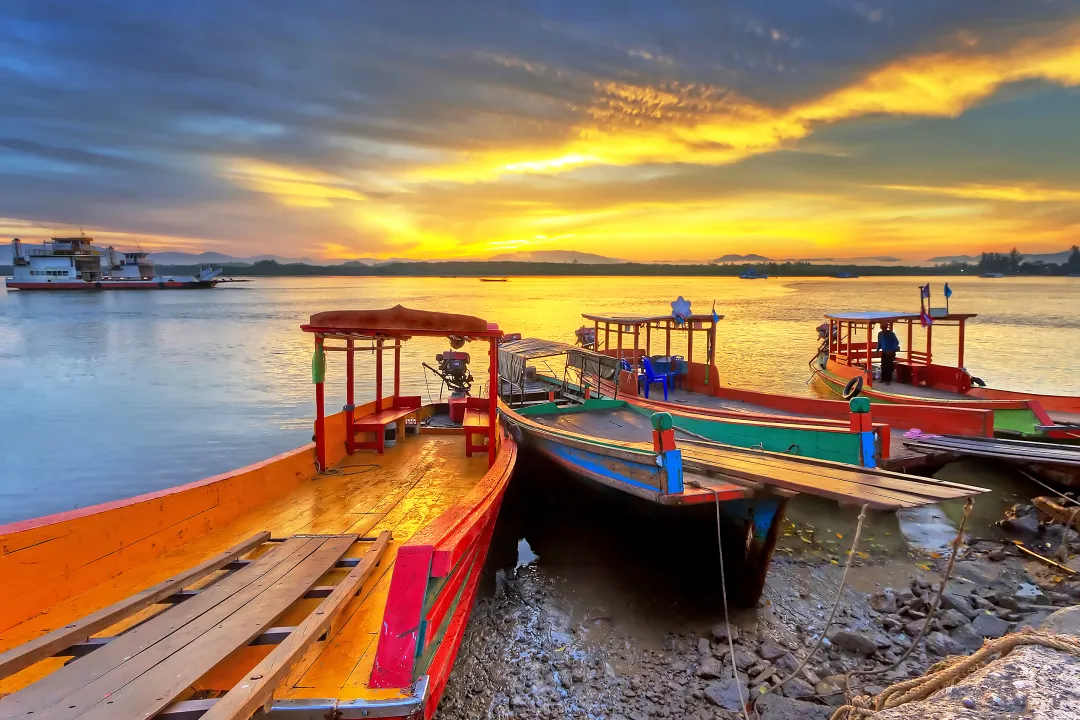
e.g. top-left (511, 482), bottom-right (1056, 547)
top-left (516, 538), bottom-right (538, 568)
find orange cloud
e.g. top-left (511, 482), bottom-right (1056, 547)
top-left (224, 159), bottom-right (368, 207)
top-left (415, 22), bottom-right (1080, 181)
top-left (880, 183), bottom-right (1080, 202)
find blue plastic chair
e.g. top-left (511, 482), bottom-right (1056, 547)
top-left (639, 357), bottom-right (669, 401)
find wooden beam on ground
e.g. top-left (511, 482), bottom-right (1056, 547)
top-left (199, 531), bottom-right (391, 720)
top-left (0, 531), bottom-right (270, 682)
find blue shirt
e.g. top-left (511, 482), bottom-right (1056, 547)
top-left (877, 330), bottom-right (901, 353)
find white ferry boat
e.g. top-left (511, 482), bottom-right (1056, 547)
top-left (738, 267), bottom-right (769, 279)
top-left (5, 236), bottom-right (222, 290)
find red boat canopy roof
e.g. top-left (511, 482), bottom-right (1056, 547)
top-left (301, 305), bottom-right (501, 339)
top-left (581, 313), bottom-right (724, 325)
top-left (826, 311), bottom-right (977, 323)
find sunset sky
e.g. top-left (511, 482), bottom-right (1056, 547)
top-left (2, 1), bottom-right (1079, 262)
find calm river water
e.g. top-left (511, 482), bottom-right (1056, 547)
top-left (1, 275), bottom-right (1077, 523)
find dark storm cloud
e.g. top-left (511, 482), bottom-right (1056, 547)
top-left (0, 0), bottom-right (1077, 252)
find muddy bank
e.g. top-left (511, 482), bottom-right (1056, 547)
top-left (438, 454), bottom-right (1080, 719)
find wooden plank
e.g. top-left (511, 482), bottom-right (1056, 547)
top-left (54, 536), bottom-right (356, 720)
top-left (0, 531), bottom-right (270, 682)
top-left (0, 537), bottom-right (311, 719)
top-left (199, 532), bottom-right (391, 720)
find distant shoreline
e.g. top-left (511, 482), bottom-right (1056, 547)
top-left (3, 260), bottom-right (1076, 279)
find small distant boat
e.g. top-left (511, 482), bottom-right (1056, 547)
top-left (738, 268), bottom-right (768, 279)
top-left (981, 272), bottom-right (1004, 278)
top-left (5, 236), bottom-right (222, 290)
top-left (835, 272), bottom-right (859, 279)
top-left (480, 277), bottom-right (508, 282)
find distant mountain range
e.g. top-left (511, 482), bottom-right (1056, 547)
top-left (487, 250), bottom-right (628, 264)
top-left (712, 253), bottom-right (772, 263)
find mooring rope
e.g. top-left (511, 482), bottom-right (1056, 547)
top-left (830, 629), bottom-right (1080, 719)
top-left (702, 483), bottom-right (752, 720)
top-left (753, 503), bottom-right (869, 711)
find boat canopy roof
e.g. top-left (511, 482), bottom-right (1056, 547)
top-left (498, 337), bottom-right (579, 360)
top-left (581, 312), bottom-right (724, 326)
top-left (826, 311), bottom-right (977, 323)
top-left (301, 305), bottom-right (501, 339)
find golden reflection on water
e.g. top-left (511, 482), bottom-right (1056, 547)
top-left (0, 275), bottom-right (1077, 521)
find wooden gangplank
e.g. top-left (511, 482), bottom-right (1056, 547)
top-left (678, 439), bottom-right (986, 510)
top-left (904, 434), bottom-right (1080, 467)
top-left (0, 532), bottom-right (390, 720)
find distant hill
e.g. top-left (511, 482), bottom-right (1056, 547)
top-left (487, 250), bottom-right (627, 264)
top-left (928, 249), bottom-right (1072, 264)
top-left (712, 253), bottom-right (772, 263)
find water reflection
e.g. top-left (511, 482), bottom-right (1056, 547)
top-left (1, 275), bottom-right (1076, 522)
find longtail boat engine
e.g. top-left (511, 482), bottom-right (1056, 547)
top-left (425, 346), bottom-right (474, 423)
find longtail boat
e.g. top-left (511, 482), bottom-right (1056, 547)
top-left (498, 343), bottom-right (987, 606)
top-left (813, 309), bottom-right (1079, 439)
top-left (0, 306), bottom-right (516, 720)
top-left (572, 310), bottom-right (985, 470)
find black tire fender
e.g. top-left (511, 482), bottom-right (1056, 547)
top-left (843, 375), bottom-right (864, 400)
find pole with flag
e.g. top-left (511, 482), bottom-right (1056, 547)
top-left (919, 284), bottom-right (933, 327)
top-left (705, 300), bottom-right (719, 384)
top-left (944, 282), bottom-right (953, 314)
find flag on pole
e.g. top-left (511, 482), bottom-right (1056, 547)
top-left (920, 309), bottom-right (933, 327)
top-left (920, 283), bottom-right (931, 299)
top-left (944, 283), bottom-right (953, 298)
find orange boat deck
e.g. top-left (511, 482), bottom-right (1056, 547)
top-left (0, 434), bottom-right (489, 706)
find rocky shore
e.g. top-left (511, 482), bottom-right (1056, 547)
top-left (439, 506), bottom-right (1080, 719)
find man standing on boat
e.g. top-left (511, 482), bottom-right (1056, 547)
top-left (877, 322), bottom-right (900, 384)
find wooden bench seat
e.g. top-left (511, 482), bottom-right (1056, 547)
top-left (463, 407), bottom-right (490, 457)
top-left (354, 405), bottom-right (420, 454)
top-left (0, 533), bottom-right (388, 720)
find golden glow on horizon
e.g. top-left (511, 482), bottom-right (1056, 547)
top-left (157, 22), bottom-right (1080, 261)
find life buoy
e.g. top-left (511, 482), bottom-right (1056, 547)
top-left (843, 375), bottom-right (864, 400)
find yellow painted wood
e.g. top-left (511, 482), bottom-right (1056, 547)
top-left (0, 435), bottom-right (488, 703)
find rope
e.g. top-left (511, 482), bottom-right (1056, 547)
top-left (702, 484), bottom-right (751, 720)
top-left (752, 503), bottom-right (869, 713)
top-left (319, 464), bottom-right (380, 477)
top-left (835, 496), bottom-right (974, 716)
top-left (830, 630), bottom-right (1080, 719)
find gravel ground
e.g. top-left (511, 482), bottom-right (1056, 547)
top-left (438, 500), bottom-right (1080, 719)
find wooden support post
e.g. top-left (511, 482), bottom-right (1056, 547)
top-left (865, 322), bottom-right (873, 377)
top-left (957, 319), bottom-right (965, 368)
top-left (488, 338), bottom-right (498, 467)
top-left (907, 320), bottom-right (913, 364)
top-left (687, 324), bottom-right (694, 364)
top-left (645, 323), bottom-right (651, 360)
top-left (926, 323), bottom-right (933, 364)
top-left (594, 320), bottom-right (599, 351)
top-left (617, 324), bottom-right (623, 363)
top-left (633, 324), bottom-right (640, 369)
top-left (346, 339), bottom-right (355, 455)
top-left (314, 336), bottom-right (326, 470)
top-left (665, 322), bottom-right (671, 356)
top-left (604, 323), bottom-right (610, 354)
top-left (394, 340), bottom-right (401, 400)
top-left (375, 337), bottom-right (383, 410)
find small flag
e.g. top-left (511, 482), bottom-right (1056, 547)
top-left (920, 310), bottom-right (933, 328)
top-left (920, 283), bottom-right (931, 299)
top-left (944, 283), bottom-right (953, 299)
top-left (711, 300), bottom-right (719, 325)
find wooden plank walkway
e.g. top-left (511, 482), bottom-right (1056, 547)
top-left (0, 534), bottom-right (364, 720)
top-left (679, 440), bottom-right (985, 510)
top-left (904, 434), bottom-right (1080, 466)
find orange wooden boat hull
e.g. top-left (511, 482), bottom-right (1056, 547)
top-left (0, 402), bottom-right (517, 718)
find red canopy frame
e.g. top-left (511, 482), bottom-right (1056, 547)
top-left (824, 311), bottom-right (977, 391)
top-left (581, 311), bottom-right (724, 396)
top-left (301, 306), bottom-right (503, 468)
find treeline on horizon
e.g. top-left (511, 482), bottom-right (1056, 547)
top-left (3, 246), bottom-right (1078, 279)
top-left (163, 245), bottom-right (1080, 277)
